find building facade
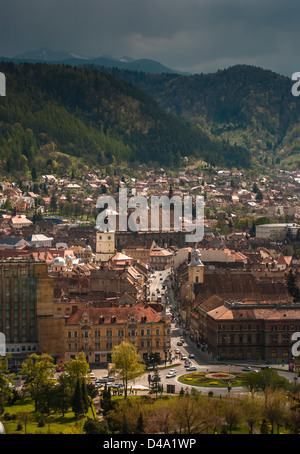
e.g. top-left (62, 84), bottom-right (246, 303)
top-left (0, 259), bottom-right (56, 366)
top-left (190, 300), bottom-right (300, 362)
top-left (64, 303), bottom-right (171, 364)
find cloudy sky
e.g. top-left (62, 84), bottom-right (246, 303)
top-left (0, 0), bottom-right (299, 76)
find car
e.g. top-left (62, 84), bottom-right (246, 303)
top-left (242, 366), bottom-right (258, 373)
top-left (177, 341), bottom-right (182, 346)
top-left (186, 366), bottom-right (197, 371)
top-left (97, 377), bottom-right (109, 383)
top-left (107, 376), bottom-right (115, 382)
top-left (169, 369), bottom-right (177, 374)
top-left (175, 349), bottom-right (180, 354)
top-left (181, 355), bottom-right (188, 360)
top-left (261, 366), bottom-right (272, 370)
top-left (188, 354), bottom-right (195, 359)
top-left (166, 372), bottom-right (176, 378)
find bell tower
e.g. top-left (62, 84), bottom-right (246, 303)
top-left (95, 228), bottom-right (115, 262)
top-left (188, 247), bottom-right (204, 301)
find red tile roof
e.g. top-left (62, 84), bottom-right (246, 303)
top-left (66, 301), bottom-right (162, 325)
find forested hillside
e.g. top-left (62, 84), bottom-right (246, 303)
top-left (0, 62), bottom-right (251, 180)
top-left (96, 64), bottom-right (300, 169)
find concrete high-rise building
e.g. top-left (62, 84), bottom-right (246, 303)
top-left (0, 258), bottom-right (64, 367)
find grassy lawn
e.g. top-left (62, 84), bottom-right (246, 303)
top-left (2, 398), bottom-right (95, 434)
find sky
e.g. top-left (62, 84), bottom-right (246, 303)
top-left (0, 0), bottom-right (299, 76)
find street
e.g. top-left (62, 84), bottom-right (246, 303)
top-left (87, 269), bottom-right (298, 397)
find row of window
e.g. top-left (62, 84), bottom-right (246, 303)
top-left (0, 269), bottom-right (32, 277)
top-left (5, 344), bottom-right (37, 353)
top-left (220, 349), bottom-right (290, 359)
top-left (67, 338), bottom-right (163, 350)
top-left (221, 333), bottom-right (292, 344)
top-left (219, 324), bottom-right (300, 332)
top-left (67, 327), bottom-right (168, 338)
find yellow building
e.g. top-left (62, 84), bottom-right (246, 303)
top-left (64, 302), bottom-right (171, 364)
top-left (122, 240), bottom-right (155, 266)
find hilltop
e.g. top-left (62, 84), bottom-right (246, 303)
top-left (95, 64), bottom-right (300, 170)
top-left (0, 61), bottom-right (250, 180)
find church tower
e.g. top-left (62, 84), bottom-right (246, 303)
top-left (188, 247), bottom-right (204, 301)
top-left (95, 228), bottom-right (115, 262)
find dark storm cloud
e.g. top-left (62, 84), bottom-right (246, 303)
top-left (0, 0), bottom-right (299, 75)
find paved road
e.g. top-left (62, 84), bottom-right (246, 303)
top-left (89, 269), bottom-right (297, 396)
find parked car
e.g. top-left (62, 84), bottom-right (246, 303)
top-left (97, 377), bottom-right (109, 383)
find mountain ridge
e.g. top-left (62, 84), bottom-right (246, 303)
top-left (91, 63), bottom-right (300, 169)
top-left (3, 47), bottom-right (187, 75)
top-left (0, 61), bottom-right (250, 180)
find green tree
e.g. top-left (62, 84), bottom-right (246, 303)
top-left (64, 351), bottom-right (90, 391)
top-left (54, 372), bottom-right (72, 416)
top-left (100, 385), bottom-right (114, 413)
top-left (286, 269), bottom-right (300, 302)
top-left (20, 353), bottom-right (54, 411)
top-left (136, 412), bottom-right (145, 434)
top-left (50, 194), bottom-right (57, 213)
top-left (111, 341), bottom-right (145, 398)
top-left (0, 356), bottom-right (13, 415)
top-left (255, 189), bottom-right (263, 202)
top-left (71, 378), bottom-right (85, 419)
top-left (149, 369), bottom-right (161, 397)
